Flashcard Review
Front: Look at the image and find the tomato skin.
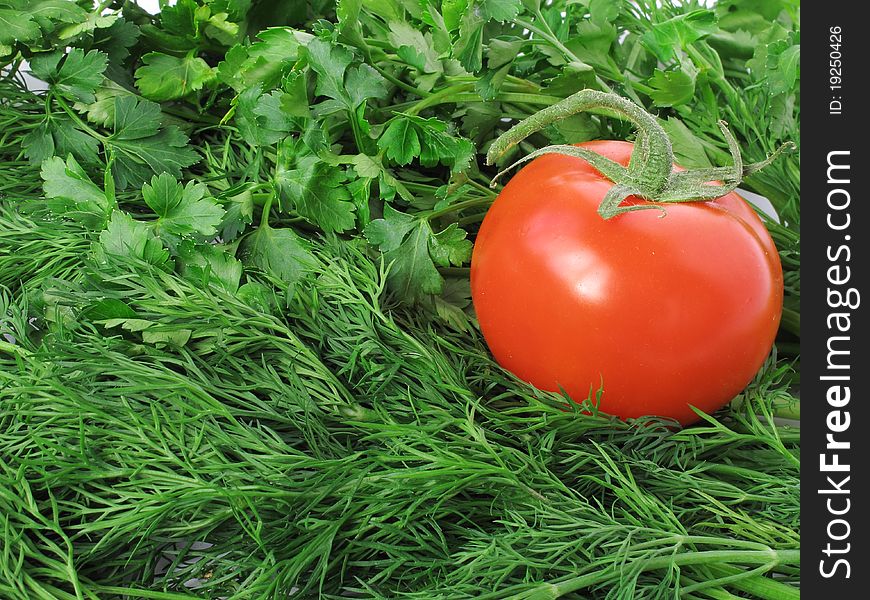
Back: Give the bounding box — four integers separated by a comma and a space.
471, 141, 783, 425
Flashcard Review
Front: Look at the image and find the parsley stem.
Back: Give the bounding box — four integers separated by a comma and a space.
160, 105, 222, 125
427, 195, 493, 221
372, 64, 429, 98
259, 191, 274, 228
52, 94, 106, 141
404, 83, 474, 115
405, 91, 562, 115
514, 17, 580, 67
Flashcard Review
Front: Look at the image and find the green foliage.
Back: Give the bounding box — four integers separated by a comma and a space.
134, 51, 215, 101
278, 164, 356, 233
106, 96, 200, 188
0, 0, 800, 597
641, 10, 718, 62
28, 47, 107, 102
141, 173, 224, 237
94, 209, 172, 269
240, 223, 317, 283
365, 204, 472, 302
378, 113, 475, 172
40, 154, 113, 227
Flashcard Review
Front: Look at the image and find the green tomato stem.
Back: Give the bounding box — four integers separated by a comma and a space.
486, 90, 794, 219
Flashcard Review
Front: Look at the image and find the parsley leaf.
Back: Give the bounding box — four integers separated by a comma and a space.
142, 173, 225, 238
369, 219, 443, 302
22, 117, 100, 166
40, 155, 113, 228
57, 11, 116, 40
0, 0, 88, 52
388, 21, 441, 74
93, 210, 172, 270
365, 205, 471, 303
176, 240, 243, 293
429, 223, 472, 267
29, 48, 108, 103
480, 0, 522, 22
276, 154, 356, 234
220, 189, 254, 242
641, 10, 718, 63
240, 223, 317, 284
377, 118, 421, 166
134, 52, 216, 101
0, 9, 40, 49
306, 37, 387, 113
90, 16, 139, 66
378, 114, 474, 172
106, 96, 199, 189
659, 117, 715, 169
234, 85, 295, 146
218, 27, 303, 92
72, 80, 134, 127
648, 67, 697, 107
433, 277, 473, 332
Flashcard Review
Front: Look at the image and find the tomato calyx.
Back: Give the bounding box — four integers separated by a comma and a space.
486, 90, 795, 219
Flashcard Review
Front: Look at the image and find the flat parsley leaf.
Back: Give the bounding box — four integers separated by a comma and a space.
220, 189, 254, 242
57, 11, 117, 40
306, 37, 387, 112
365, 205, 471, 303
29, 48, 108, 103
73, 79, 134, 127
134, 52, 216, 101
91, 18, 140, 66
218, 26, 302, 92
451, 0, 522, 72
22, 117, 100, 166
0, 9, 40, 48
648, 68, 696, 107
40, 154, 114, 227
658, 117, 715, 169
378, 113, 474, 172
93, 210, 172, 270
234, 85, 295, 146
377, 118, 421, 166
0, 0, 88, 52
429, 222, 472, 267
480, 0, 522, 22
276, 154, 356, 234
749, 37, 800, 96
106, 96, 200, 189
142, 172, 225, 237
388, 21, 441, 74
176, 240, 243, 293
641, 10, 718, 63
240, 224, 317, 284
433, 277, 473, 332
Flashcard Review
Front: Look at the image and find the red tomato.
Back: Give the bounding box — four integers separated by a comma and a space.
471, 141, 783, 425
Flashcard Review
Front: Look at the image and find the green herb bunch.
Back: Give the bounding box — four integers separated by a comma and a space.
1, 0, 799, 598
